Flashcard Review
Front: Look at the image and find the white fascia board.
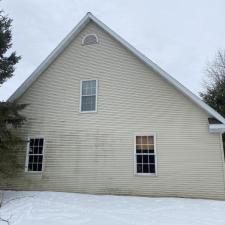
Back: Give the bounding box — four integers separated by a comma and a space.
209, 124, 225, 133
8, 12, 225, 126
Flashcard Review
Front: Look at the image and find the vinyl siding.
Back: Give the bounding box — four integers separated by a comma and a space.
2, 21, 225, 199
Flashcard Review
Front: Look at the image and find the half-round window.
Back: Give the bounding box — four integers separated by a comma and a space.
82, 34, 98, 45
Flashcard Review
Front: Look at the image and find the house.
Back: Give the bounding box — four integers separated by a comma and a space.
4, 13, 225, 199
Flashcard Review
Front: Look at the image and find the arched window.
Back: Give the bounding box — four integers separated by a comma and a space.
82, 34, 98, 45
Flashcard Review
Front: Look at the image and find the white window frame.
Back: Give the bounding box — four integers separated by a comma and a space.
134, 133, 157, 176
25, 136, 45, 173
79, 79, 98, 113
81, 34, 99, 45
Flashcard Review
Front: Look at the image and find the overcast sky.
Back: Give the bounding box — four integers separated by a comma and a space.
1, 0, 225, 100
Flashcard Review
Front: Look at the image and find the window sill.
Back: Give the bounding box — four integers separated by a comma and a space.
25, 170, 43, 174
134, 173, 157, 177
80, 110, 97, 114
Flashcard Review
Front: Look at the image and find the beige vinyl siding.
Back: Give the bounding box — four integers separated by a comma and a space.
2, 21, 225, 199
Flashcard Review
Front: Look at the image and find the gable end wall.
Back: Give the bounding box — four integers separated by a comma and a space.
3, 21, 225, 199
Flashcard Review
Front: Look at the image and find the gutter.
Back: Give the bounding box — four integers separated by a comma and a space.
209, 124, 225, 133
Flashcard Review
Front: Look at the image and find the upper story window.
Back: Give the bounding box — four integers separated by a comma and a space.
135, 134, 156, 175
80, 80, 98, 113
82, 34, 98, 45
26, 137, 44, 172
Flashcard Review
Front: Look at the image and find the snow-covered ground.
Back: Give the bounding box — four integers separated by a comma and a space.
0, 191, 225, 225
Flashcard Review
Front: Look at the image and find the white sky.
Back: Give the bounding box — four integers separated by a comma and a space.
1, 0, 225, 100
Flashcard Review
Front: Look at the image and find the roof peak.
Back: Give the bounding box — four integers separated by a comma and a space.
8, 13, 225, 127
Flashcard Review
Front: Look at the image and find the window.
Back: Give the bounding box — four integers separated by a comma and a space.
135, 135, 156, 175
82, 34, 98, 45
26, 138, 44, 172
80, 80, 97, 112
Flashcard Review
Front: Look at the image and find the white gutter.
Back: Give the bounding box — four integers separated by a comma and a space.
209, 124, 225, 133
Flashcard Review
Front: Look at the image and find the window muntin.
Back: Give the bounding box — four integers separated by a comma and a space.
80, 80, 97, 112
135, 135, 156, 174
26, 138, 44, 172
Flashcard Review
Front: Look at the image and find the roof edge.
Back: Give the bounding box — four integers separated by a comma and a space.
8, 13, 91, 102
8, 12, 225, 125
88, 13, 225, 125
209, 124, 225, 133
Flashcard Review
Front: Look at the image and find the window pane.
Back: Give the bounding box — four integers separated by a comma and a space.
136, 136, 141, 145
30, 139, 34, 146
82, 81, 88, 89
29, 146, 34, 154
136, 155, 142, 163
148, 149, 154, 154
34, 147, 39, 154
90, 80, 96, 88
147, 136, 154, 145
28, 163, 32, 171
82, 87, 87, 95
148, 155, 155, 163
141, 145, 148, 150
142, 136, 147, 145
148, 145, 154, 151
34, 139, 39, 146
33, 164, 37, 171
143, 155, 148, 163
81, 96, 96, 111
142, 145, 148, 153
136, 144, 141, 152
33, 155, 39, 163
37, 164, 42, 171
137, 164, 142, 173
87, 87, 92, 96
90, 87, 96, 95
82, 81, 89, 95
38, 146, 43, 154
38, 155, 43, 163
29, 155, 34, 164
39, 138, 44, 147
143, 164, 149, 173
82, 80, 96, 96
149, 164, 155, 173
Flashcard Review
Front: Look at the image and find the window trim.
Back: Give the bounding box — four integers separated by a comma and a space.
81, 33, 99, 45
79, 79, 98, 113
133, 133, 157, 176
25, 136, 45, 173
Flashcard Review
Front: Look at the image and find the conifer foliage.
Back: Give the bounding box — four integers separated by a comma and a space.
0, 10, 26, 178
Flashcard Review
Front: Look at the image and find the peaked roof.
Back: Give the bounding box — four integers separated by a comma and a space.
8, 12, 225, 126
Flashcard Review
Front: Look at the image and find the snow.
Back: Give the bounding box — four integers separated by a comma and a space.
0, 191, 225, 225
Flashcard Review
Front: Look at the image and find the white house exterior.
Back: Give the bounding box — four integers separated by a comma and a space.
3, 13, 225, 199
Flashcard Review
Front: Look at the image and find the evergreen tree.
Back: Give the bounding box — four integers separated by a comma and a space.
200, 50, 225, 151
0, 10, 26, 178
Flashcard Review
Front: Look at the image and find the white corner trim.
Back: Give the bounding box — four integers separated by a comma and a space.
8, 12, 225, 125
209, 124, 225, 133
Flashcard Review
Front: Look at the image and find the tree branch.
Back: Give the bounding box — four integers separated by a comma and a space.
0, 216, 10, 225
